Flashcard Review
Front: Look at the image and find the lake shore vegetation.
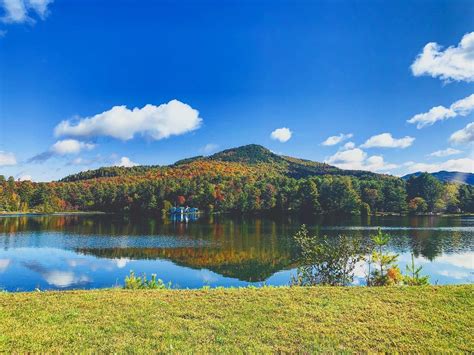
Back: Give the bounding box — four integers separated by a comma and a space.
0, 146, 473, 216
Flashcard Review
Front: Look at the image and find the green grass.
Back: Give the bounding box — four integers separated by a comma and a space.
0, 286, 472, 352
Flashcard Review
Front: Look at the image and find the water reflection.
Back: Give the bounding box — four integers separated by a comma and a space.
23, 260, 91, 288
0, 214, 472, 291
0, 259, 11, 272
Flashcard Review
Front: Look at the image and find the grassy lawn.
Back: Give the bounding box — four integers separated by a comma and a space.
0, 286, 472, 352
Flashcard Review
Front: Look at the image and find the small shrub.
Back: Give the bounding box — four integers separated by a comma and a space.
369, 228, 401, 286
124, 271, 172, 290
403, 254, 430, 286
291, 225, 364, 286
386, 266, 403, 285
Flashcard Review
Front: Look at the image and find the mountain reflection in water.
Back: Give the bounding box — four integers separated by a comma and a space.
0, 214, 472, 290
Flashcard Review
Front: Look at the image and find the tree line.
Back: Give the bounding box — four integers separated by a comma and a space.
0, 169, 473, 215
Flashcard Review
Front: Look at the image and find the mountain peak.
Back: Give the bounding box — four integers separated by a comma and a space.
61, 143, 383, 182
209, 144, 283, 164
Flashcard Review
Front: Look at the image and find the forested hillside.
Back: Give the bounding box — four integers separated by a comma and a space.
1, 145, 473, 215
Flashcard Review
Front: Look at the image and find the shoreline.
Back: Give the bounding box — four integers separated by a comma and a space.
0, 211, 108, 216
1, 282, 472, 294
1, 210, 472, 217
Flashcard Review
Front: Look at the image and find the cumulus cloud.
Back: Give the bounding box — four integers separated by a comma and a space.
438, 270, 470, 280
342, 141, 355, 150
23, 261, 90, 288
408, 94, 474, 129
0, 151, 16, 166
18, 174, 32, 181
27, 0, 52, 17
0, 259, 11, 273
43, 270, 90, 288
363, 156, 398, 172
28, 139, 95, 163
361, 133, 414, 149
270, 127, 292, 143
325, 147, 398, 172
200, 143, 219, 155
114, 156, 138, 168
51, 139, 95, 155
450, 122, 474, 145
1, 0, 53, 24
327, 148, 365, 166
429, 148, 462, 158
321, 133, 353, 146
113, 258, 130, 269
411, 32, 474, 82
403, 158, 474, 174
435, 252, 474, 269
54, 99, 202, 141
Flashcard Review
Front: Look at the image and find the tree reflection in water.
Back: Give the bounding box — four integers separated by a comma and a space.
0, 214, 472, 283
291, 225, 364, 286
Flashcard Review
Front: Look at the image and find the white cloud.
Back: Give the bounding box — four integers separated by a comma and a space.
199, 269, 218, 284
114, 258, 130, 269
452, 94, 474, 115
27, 0, 52, 18
327, 147, 366, 166
270, 127, 292, 143
450, 122, 474, 145
408, 94, 474, 129
438, 270, 470, 280
408, 106, 456, 129
54, 99, 202, 141
0, 151, 16, 166
342, 141, 355, 150
29, 139, 95, 163
1, 0, 53, 24
114, 156, 138, 168
325, 147, 397, 172
200, 143, 219, 155
18, 174, 32, 181
429, 148, 462, 158
51, 139, 95, 155
411, 32, 474, 82
403, 158, 474, 174
44, 271, 74, 287
0, 259, 11, 273
2, 0, 26, 23
321, 133, 353, 146
364, 156, 398, 171
70, 157, 87, 165
436, 252, 474, 270
43, 270, 90, 288
361, 133, 414, 149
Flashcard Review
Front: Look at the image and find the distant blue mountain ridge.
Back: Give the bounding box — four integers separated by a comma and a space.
402, 171, 474, 185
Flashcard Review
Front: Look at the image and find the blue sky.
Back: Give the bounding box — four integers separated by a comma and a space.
0, 0, 473, 181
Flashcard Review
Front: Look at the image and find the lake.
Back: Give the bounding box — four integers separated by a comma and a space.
0, 214, 472, 291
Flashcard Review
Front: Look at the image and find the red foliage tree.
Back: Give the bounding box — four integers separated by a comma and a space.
177, 195, 186, 206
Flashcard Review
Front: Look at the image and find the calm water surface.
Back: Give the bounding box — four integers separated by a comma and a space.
0, 214, 472, 291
